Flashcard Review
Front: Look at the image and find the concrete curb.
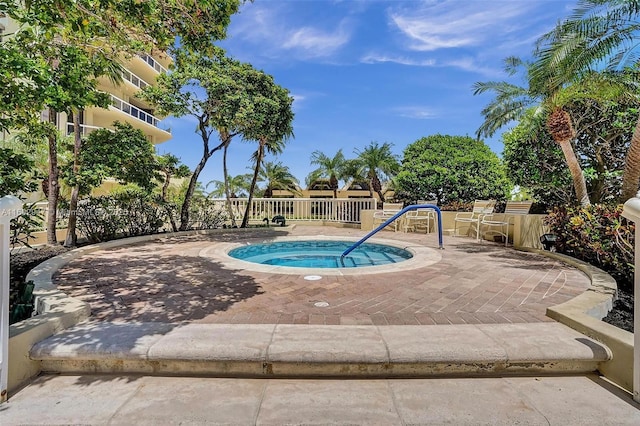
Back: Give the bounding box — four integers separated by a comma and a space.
30, 322, 609, 378
520, 247, 634, 392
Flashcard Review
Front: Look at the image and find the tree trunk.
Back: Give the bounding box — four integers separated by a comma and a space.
160, 170, 178, 232
242, 142, 264, 228
222, 135, 237, 227
620, 114, 640, 201
330, 174, 338, 199
179, 156, 208, 231
558, 139, 591, 207
46, 108, 59, 245
64, 111, 82, 247
547, 108, 590, 207
371, 172, 385, 204
161, 170, 170, 202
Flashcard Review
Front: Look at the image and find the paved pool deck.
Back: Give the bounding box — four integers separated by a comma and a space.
51, 225, 592, 325
6, 225, 638, 424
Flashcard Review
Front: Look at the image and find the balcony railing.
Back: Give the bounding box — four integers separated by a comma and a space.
121, 68, 150, 91
110, 95, 169, 133
138, 54, 168, 74
65, 123, 106, 137
208, 198, 377, 224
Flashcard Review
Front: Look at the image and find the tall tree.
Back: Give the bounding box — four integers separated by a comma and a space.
308, 149, 346, 199
532, 0, 640, 201
353, 141, 399, 203
156, 154, 192, 203
155, 153, 191, 232
475, 57, 591, 207
395, 135, 511, 205
1, 0, 241, 243
240, 75, 295, 228
206, 174, 252, 198
259, 161, 300, 198
142, 52, 294, 230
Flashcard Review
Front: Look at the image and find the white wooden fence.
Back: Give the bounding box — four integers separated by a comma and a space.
210, 198, 376, 224
28, 197, 377, 232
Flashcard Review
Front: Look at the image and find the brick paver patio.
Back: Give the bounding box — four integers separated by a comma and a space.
53, 225, 591, 325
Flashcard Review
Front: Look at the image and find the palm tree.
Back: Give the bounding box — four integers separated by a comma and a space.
206, 174, 251, 198
259, 161, 300, 198
532, 0, 640, 202
474, 57, 591, 207
308, 149, 346, 198
353, 141, 399, 203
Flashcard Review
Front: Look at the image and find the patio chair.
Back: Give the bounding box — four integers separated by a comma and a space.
480, 200, 533, 246
453, 199, 496, 240
403, 200, 437, 233
373, 202, 403, 231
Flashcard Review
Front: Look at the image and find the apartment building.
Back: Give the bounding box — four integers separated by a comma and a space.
59, 53, 172, 145
1, 13, 172, 147
2, 14, 173, 199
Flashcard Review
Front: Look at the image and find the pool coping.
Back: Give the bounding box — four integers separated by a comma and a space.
201, 234, 442, 276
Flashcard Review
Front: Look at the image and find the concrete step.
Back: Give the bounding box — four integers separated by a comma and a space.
5, 374, 640, 425
30, 322, 611, 378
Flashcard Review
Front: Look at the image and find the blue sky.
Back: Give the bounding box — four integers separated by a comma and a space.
157, 0, 576, 190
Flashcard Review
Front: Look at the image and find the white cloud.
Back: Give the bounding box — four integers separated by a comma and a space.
360, 53, 501, 77
227, 3, 351, 60
393, 106, 438, 119
291, 93, 306, 110
389, 1, 540, 52
282, 26, 350, 58
441, 57, 503, 78
361, 53, 436, 66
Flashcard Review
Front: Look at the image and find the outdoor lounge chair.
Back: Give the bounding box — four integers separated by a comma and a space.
373, 202, 403, 231
480, 200, 533, 246
403, 200, 437, 233
453, 199, 496, 239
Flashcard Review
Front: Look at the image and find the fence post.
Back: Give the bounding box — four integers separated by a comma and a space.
622, 194, 640, 403
0, 195, 22, 403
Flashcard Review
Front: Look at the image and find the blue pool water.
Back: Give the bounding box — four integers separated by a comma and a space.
228, 240, 413, 268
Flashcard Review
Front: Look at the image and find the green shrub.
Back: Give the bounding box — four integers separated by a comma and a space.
10, 202, 44, 249
76, 189, 169, 242
545, 204, 634, 292
185, 198, 227, 230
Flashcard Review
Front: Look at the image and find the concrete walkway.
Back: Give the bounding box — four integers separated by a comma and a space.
3, 374, 640, 425
8, 321, 636, 424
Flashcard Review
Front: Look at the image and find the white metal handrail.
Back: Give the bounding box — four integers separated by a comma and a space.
109, 94, 164, 130
121, 68, 151, 91
65, 123, 105, 137
138, 54, 168, 74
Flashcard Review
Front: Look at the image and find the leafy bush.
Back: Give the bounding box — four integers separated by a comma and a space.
10, 202, 44, 249
545, 204, 634, 292
185, 197, 227, 230
75, 189, 227, 241
76, 189, 169, 242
